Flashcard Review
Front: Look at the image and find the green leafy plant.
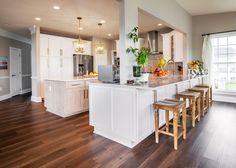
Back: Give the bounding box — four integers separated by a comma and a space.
126, 27, 150, 69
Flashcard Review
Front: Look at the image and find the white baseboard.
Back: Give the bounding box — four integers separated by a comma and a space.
0, 94, 12, 101
213, 93, 236, 103
20, 88, 31, 95
31, 96, 42, 103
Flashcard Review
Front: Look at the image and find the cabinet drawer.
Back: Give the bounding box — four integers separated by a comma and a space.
66, 81, 85, 88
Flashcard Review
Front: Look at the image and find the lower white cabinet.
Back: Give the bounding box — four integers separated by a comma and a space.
44, 79, 94, 117
89, 85, 155, 147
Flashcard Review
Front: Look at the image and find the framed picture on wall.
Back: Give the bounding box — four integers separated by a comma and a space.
0, 56, 8, 70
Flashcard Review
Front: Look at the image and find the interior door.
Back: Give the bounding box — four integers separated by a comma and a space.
10, 47, 22, 96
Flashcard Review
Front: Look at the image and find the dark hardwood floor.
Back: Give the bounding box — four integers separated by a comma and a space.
1, 94, 236, 168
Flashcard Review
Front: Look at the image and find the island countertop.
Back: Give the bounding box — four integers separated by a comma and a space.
89, 75, 208, 90
44, 76, 98, 82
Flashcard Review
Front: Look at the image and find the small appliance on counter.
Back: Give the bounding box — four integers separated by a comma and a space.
98, 65, 120, 83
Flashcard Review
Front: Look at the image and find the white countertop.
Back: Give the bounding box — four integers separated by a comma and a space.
45, 76, 98, 82
89, 75, 208, 90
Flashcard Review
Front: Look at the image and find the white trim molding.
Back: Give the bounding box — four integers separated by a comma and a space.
213, 90, 236, 103
0, 28, 31, 44
20, 88, 31, 95
0, 94, 12, 101
0, 76, 10, 79
31, 96, 42, 103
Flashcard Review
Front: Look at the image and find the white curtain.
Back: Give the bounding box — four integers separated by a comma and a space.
202, 35, 213, 84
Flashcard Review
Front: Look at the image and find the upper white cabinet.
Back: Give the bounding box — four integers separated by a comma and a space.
162, 30, 184, 62
40, 34, 49, 56
39, 34, 92, 97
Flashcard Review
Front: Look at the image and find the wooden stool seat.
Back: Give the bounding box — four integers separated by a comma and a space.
176, 91, 201, 127
153, 99, 186, 150
189, 87, 210, 116
153, 99, 185, 111
196, 84, 213, 106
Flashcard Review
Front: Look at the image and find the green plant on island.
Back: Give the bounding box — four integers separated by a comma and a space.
126, 27, 150, 69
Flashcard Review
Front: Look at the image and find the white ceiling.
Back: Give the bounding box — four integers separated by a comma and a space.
176, 0, 236, 16
0, 0, 166, 40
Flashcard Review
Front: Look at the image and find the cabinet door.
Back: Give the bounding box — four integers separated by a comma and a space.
66, 88, 85, 113
62, 38, 74, 57
40, 34, 49, 56
61, 57, 73, 78
112, 88, 137, 141
174, 32, 184, 62
89, 86, 111, 128
48, 57, 61, 79
49, 35, 61, 57
162, 34, 171, 61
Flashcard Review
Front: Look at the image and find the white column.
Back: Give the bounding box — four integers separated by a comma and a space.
119, 0, 138, 84
29, 26, 42, 102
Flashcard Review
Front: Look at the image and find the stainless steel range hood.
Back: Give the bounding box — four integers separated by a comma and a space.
147, 31, 163, 55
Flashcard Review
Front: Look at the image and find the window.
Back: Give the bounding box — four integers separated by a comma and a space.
211, 33, 236, 91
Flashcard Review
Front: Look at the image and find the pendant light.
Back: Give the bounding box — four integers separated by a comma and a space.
96, 23, 105, 54
73, 17, 86, 53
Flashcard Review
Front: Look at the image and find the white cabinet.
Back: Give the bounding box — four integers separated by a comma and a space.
40, 34, 92, 98
40, 34, 49, 56
44, 79, 95, 117
162, 30, 184, 62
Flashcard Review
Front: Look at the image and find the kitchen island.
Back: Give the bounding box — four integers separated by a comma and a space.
89, 75, 208, 148
44, 77, 97, 117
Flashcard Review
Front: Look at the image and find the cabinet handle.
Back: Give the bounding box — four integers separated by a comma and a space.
71, 84, 80, 86
87, 90, 89, 99
47, 48, 49, 56
84, 90, 85, 99
60, 59, 63, 68
60, 49, 63, 56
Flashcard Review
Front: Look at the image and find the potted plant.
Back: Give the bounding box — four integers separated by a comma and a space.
126, 27, 150, 81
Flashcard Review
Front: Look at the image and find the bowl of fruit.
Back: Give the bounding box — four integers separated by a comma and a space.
152, 57, 169, 77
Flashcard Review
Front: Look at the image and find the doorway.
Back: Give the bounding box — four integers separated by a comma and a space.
10, 47, 22, 97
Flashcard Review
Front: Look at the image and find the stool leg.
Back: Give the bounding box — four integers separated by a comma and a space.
201, 95, 205, 117
173, 112, 178, 150
191, 98, 196, 127
155, 109, 159, 143
210, 87, 213, 106
197, 97, 201, 122
165, 110, 169, 132
206, 91, 209, 112
182, 107, 187, 140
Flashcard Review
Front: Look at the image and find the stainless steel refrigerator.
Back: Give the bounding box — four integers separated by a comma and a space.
73, 54, 93, 76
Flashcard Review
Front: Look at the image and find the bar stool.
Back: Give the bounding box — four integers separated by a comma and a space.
189, 87, 209, 116
153, 99, 186, 150
176, 91, 201, 127
196, 84, 213, 106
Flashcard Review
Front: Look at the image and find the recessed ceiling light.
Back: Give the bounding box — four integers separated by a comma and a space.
79, 27, 83, 30
158, 23, 163, 26
108, 34, 112, 37
100, 20, 106, 24
53, 5, 61, 10
35, 17, 41, 21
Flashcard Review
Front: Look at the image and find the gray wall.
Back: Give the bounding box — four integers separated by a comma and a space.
0, 35, 31, 96
192, 12, 236, 59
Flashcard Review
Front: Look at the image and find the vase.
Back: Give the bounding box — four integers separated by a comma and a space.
141, 73, 150, 82
133, 66, 141, 77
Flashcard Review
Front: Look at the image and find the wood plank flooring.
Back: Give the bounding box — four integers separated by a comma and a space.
0, 94, 236, 168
